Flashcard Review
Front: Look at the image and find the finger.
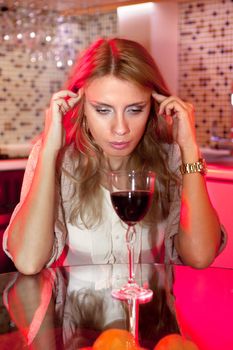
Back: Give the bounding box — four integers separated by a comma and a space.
66, 94, 81, 109
54, 89, 82, 108
53, 95, 80, 113
158, 97, 188, 116
53, 98, 67, 107
152, 91, 167, 103
53, 90, 78, 99
152, 93, 186, 116
164, 102, 181, 116
59, 105, 68, 114
51, 99, 69, 116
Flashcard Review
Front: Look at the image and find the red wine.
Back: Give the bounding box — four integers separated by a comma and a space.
111, 190, 152, 225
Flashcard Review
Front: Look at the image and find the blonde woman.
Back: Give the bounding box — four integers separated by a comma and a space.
3, 38, 226, 274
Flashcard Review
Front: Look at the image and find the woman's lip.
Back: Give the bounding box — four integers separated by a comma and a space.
109, 142, 130, 150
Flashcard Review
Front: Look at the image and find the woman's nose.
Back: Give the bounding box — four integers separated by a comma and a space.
112, 115, 130, 136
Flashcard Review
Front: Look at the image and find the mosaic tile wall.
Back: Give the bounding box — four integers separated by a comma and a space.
178, 0, 233, 146
0, 11, 117, 145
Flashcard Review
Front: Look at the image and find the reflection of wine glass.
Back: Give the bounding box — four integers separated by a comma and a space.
109, 170, 155, 302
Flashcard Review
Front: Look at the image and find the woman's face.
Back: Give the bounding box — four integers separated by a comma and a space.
84, 75, 151, 164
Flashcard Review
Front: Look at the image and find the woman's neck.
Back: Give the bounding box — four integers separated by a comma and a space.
105, 155, 130, 171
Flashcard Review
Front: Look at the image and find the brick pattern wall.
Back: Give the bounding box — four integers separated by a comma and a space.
178, 0, 233, 146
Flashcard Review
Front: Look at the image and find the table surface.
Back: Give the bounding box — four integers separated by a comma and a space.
0, 263, 232, 350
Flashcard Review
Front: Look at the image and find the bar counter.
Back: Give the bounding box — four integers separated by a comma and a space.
0, 263, 232, 349
205, 164, 233, 269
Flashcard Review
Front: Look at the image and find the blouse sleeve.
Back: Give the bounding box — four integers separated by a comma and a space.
163, 143, 227, 264
2, 139, 67, 267
163, 143, 183, 264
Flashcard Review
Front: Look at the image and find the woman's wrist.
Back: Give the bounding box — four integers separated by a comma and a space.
180, 143, 201, 163
39, 143, 60, 164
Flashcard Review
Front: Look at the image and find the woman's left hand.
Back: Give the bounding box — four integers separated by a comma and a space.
152, 92, 197, 154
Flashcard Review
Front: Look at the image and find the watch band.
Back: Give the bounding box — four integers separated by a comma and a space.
179, 158, 207, 175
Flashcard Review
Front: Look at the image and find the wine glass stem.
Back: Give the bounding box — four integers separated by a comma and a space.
126, 225, 136, 284
127, 297, 139, 342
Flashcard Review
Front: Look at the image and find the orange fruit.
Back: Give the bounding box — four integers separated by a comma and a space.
154, 334, 199, 350
93, 329, 141, 350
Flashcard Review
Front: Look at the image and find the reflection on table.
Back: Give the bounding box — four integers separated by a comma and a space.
0, 263, 232, 349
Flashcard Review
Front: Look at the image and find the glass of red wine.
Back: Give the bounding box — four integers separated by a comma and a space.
108, 170, 155, 302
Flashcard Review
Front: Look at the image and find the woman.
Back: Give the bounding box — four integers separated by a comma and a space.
3, 38, 225, 274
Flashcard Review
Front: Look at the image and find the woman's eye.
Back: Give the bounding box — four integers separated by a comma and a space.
128, 107, 143, 114
96, 107, 112, 114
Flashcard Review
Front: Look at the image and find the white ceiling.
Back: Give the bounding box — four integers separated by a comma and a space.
1, 0, 160, 12
55, 0, 146, 11
39, 0, 158, 11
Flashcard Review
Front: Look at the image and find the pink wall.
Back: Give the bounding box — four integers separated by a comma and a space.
150, 2, 178, 95
117, 2, 178, 94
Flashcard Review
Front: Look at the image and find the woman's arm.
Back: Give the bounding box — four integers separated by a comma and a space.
7, 90, 80, 274
5, 270, 56, 348
176, 144, 221, 268
153, 93, 221, 268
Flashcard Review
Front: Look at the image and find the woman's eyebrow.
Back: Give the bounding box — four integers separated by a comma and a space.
90, 100, 148, 107
90, 101, 112, 107
126, 101, 148, 107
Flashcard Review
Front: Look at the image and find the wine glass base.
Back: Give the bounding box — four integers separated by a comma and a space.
111, 284, 153, 303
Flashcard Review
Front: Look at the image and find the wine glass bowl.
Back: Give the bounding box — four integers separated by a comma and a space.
110, 187, 153, 226
108, 170, 155, 302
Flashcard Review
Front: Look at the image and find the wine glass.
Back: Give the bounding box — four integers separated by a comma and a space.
108, 170, 155, 302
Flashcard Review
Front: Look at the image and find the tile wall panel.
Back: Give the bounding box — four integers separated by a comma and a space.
178, 0, 233, 146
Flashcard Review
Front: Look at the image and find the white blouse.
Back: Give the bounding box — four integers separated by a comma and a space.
62, 184, 166, 266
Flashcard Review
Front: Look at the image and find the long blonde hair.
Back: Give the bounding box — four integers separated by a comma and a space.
58, 38, 178, 228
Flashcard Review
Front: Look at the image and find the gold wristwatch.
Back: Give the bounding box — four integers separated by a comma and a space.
179, 158, 207, 175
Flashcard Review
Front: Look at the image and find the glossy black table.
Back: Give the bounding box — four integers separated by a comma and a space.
0, 263, 232, 349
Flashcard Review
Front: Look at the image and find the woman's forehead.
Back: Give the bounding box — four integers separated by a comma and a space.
84, 75, 152, 100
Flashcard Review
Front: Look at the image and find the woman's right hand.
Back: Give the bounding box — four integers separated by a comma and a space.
42, 90, 81, 153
